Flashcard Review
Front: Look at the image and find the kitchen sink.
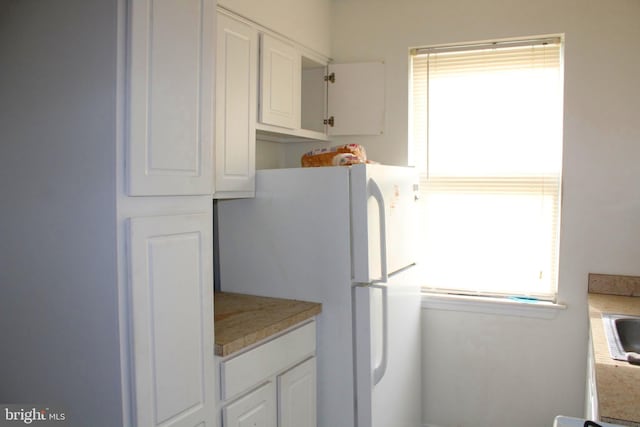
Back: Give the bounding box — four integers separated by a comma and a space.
616, 318, 640, 353
602, 313, 640, 364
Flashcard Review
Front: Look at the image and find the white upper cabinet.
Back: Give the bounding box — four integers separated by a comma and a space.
128, 0, 215, 196
215, 12, 257, 198
256, 47, 329, 141
300, 60, 387, 137
259, 34, 301, 130
257, 44, 386, 140
215, 8, 385, 148
326, 62, 385, 136
260, 58, 386, 140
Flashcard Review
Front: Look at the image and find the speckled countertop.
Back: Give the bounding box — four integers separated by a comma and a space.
588, 274, 640, 424
214, 292, 322, 357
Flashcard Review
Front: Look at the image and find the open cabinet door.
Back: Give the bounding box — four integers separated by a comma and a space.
327, 62, 385, 136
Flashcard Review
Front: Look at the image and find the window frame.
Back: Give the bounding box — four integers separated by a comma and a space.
409, 36, 565, 302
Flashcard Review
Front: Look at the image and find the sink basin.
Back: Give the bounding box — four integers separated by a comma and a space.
616, 318, 640, 353
602, 313, 640, 362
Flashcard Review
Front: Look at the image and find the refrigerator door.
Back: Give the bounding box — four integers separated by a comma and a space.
350, 164, 419, 283
353, 267, 422, 427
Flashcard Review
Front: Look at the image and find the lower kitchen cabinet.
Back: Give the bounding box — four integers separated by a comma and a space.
278, 357, 316, 427
217, 321, 317, 427
223, 382, 277, 427
128, 212, 215, 426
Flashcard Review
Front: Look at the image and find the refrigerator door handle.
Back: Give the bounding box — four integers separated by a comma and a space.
368, 178, 388, 283
370, 283, 388, 386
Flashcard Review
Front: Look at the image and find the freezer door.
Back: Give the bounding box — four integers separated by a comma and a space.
350, 164, 419, 283
353, 269, 422, 427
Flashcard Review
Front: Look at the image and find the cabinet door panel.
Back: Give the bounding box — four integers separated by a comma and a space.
259, 34, 301, 130
278, 358, 317, 427
129, 212, 214, 426
301, 63, 327, 133
128, 0, 215, 196
328, 62, 385, 136
223, 382, 276, 427
215, 13, 257, 198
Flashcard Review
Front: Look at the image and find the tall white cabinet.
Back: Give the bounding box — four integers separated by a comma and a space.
128, 213, 215, 427
0, 0, 216, 426
128, 0, 215, 196
125, 0, 216, 426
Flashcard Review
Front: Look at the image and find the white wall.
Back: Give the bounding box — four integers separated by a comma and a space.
312, 1, 640, 426
217, 0, 331, 57
0, 1, 124, 425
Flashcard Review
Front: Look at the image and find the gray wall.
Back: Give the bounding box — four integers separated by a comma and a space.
0, 1, 123, 425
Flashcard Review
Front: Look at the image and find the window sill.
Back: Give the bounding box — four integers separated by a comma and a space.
421, 292, 567, 319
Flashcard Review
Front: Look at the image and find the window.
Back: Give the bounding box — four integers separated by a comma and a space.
409, 37, 564, 300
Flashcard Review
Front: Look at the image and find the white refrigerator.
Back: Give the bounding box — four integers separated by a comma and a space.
215, 164, 422, 427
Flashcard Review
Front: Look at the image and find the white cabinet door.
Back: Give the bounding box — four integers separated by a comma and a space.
128, 212, 215, 427
301, 58, 328, 134
278, 358, 317, 427
259, 34, 301, 130
327, 62, 385, 136
215, 12, 257, 198
223, 382, 277, 427
128, 0, 215, 196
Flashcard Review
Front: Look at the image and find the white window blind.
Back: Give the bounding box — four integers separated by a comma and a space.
410, 38, 564, 299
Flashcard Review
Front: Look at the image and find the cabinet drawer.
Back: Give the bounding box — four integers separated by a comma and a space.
220, 321, 315, 400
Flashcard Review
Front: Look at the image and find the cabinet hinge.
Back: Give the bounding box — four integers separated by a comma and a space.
323, 116, 335, 127
324, 72, 335, 83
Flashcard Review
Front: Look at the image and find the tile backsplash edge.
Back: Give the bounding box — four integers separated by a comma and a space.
588, 273, 640, 297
